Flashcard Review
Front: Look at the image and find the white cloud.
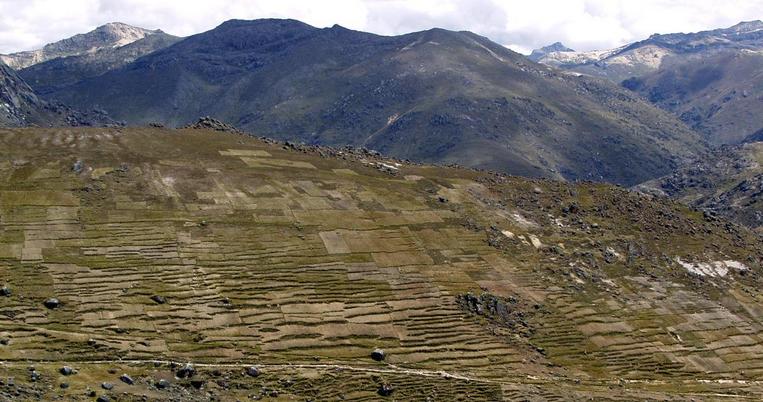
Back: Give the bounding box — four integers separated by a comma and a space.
0, 0, 761, 54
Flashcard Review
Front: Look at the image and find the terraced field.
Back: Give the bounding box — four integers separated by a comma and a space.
1, 127, 762, 400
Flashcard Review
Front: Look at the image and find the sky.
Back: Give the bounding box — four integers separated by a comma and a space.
0, 0, 761, 54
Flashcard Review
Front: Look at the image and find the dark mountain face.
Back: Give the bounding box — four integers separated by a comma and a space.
37, 19, 705, 186
0, 62, 114, 127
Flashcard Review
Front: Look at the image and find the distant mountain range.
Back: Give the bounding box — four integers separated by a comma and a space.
531, 21, 763, 145
12, 19, 706, 186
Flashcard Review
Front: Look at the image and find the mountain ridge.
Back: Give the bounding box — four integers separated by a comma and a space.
30, 18, 707, 186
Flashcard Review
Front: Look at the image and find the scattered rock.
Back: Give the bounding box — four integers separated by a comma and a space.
44, 298, 61, 309
119, 374, 134, 385
156, 379, 170, 390
59, 382, 69, 389
96, 396, 111, 402
377, 383, 394, 396
59, 366, 74, 376
101, 382, 114, 390
150, 295, 167, 304
185, 117, 241, 133
245, 366, 260, 377
29, 371, 41, 382
0, 285, 10, 297
371, 348, 386, 362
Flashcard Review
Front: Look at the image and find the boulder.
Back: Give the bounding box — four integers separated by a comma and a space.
44, 298, 61, 309
377, 383, 394, 396
246, 366, 260, 377
371, 348, 386, 361
119, 374, 134, 385
176, 363, 195, 379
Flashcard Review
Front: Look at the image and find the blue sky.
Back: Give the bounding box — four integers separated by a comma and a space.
1, 0, 761, 54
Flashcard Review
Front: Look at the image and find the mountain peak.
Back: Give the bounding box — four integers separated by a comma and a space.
0, 21, 160, 69
528, 42, 574, 61
726, 20, 763, 34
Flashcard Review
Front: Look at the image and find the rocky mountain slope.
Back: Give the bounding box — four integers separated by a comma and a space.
533, 21, 763, 144
0, 22, 166, 70
637, 141, 763, 233
0, 61, 113, 127
0, 126, 761, 400
32, 19, 706, 186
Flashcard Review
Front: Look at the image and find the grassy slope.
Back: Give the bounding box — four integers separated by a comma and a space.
0, 127, 761, 400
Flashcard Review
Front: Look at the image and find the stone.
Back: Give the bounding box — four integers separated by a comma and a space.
371, 348, 385, 361
44, 298, 61, 309
119, 374, 134, 385
96, 396, 111, 402
60, 382, 69, 389
30, 371, 41, 382
0, 285, 10, 297
59, 366, 74, 376
156, 379, 170, 390
101, 382, 114, 390
150, 295, 167, 304
0, 339, 8, 346
245, 366, 260, 377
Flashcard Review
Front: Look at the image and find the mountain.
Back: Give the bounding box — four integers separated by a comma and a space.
0, 61, 113, 127
534, 21, 763, 83
623, 49, 763, 144
636, 141, 763, 233
527, 41, 574, 61
0, 22, 166, 70
34, 19, 706, 186
0, 126, 762, 400
19, 31, 181, 94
